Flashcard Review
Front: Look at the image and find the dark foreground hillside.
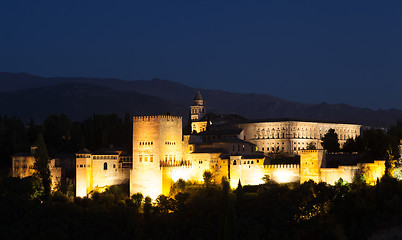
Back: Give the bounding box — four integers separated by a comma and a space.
1, 176, 401, 240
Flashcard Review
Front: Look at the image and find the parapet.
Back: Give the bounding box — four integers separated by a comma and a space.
300, 150, 320, 154
133, 115, 182, 122
264, 164, 299, 169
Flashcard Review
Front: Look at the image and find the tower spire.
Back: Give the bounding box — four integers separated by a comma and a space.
194, 90, 203, 101
190, 90, 206, 121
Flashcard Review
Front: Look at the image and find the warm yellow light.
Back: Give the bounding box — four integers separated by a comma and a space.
273, 170, 294, 183
170, 168, 190, 182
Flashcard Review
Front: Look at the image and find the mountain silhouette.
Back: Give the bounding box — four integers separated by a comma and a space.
0, 71, 401, 127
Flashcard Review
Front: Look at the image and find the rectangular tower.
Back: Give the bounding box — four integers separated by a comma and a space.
300, 150, 324, 183
130, 115, 182, 200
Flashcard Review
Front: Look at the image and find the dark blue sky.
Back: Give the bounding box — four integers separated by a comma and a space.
1, 0, 401, 110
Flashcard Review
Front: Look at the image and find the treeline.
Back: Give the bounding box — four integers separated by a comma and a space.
0, 113, 132, 169
1, 176, 401, 239
319, 122, 402, 162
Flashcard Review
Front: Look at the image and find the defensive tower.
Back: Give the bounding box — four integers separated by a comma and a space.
130, 115, 183, 199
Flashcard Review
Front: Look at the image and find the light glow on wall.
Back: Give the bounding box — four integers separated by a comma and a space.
273, 170, 295, 183
169, 168, 191, 182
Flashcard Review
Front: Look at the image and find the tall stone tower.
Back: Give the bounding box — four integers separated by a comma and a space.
75, 149, 93, 197
190, 90, 206, 121
130, 115, 183, 199
300, 150, 324, 184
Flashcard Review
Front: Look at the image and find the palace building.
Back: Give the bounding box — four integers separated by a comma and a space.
75, 91, 385, 199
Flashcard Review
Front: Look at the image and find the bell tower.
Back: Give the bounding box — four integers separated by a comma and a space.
190, 90, 206, 121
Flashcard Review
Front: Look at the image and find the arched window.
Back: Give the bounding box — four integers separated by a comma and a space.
104, 162, 107, 170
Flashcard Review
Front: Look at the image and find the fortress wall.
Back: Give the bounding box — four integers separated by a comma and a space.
161, 166, 195, 195
360, 161, 386, 185
229, 157, 265, 188
264, 164, 300, 184
212, 157, 229, 185
300, 150, 385, 186
320, 166, 359, 185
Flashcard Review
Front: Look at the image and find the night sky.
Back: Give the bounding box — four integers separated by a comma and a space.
1, 0, 401, 110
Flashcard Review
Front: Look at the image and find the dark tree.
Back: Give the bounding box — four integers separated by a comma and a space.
385, 149, 397, 178
0, 116, 28, 168
306, 142, 316, 150
43, 114, 73, 154
33, 134, 51, 200
130, 192, 143, 213
183, 110, 192, 135
143, 196, 152, 219
235, 179, 244, 203
361, 128, 388, 160
203, 170, 213, 188
342, 138, 356, 153
321, 129, 340, 153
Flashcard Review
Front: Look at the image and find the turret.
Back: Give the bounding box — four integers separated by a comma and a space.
191, 90, 206, 121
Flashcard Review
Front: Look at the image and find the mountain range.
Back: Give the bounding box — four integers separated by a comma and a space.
0, 71, 400, 128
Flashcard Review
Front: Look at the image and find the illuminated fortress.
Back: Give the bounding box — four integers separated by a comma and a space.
75, 91, 385, 199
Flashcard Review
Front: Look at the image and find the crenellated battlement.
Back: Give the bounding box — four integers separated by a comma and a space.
133, 115, 182, 122
161, 164, 193, 170
264, 164, 299, 169
300, 150, 319, 153
160, 160, 192, 168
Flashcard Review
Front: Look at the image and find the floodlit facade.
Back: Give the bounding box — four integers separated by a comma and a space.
75, 148, 132, 197
75, 91, 386, 199
238, 120, 361, 155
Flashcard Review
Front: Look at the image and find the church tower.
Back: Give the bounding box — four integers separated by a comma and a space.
191, 90, 206, 121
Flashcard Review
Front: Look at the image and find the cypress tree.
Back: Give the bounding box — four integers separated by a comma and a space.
34, 134, 51, 201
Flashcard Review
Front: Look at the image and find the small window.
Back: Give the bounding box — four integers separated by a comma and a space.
150, 155, 153, 162
113, 164, 116, 168
104, 162, 107, 170
233, 160, 237, 165
80, 165, 83, 168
